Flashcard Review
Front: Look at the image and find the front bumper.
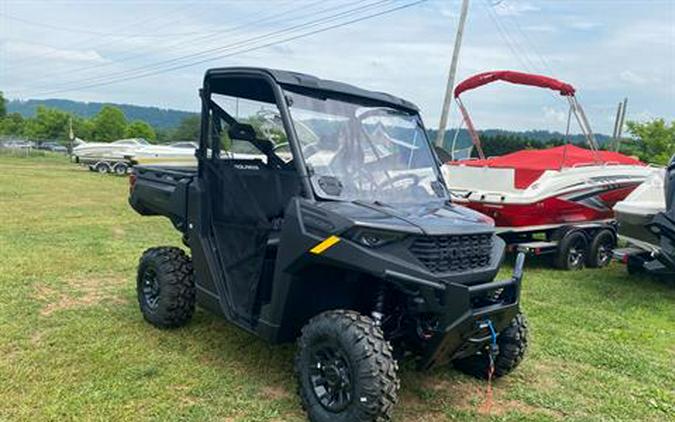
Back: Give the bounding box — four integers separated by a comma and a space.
414, 253, 525, 369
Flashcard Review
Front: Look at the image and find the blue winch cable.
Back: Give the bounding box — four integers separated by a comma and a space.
485, 319, 497, 346
479, 318, 498, 412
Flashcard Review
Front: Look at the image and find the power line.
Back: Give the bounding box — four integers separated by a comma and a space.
5, 1, 211, 69
8, 0, 326, 85
25, 0, 427, 97
499, 4, 555, 74
16, 0, 391, 96
482, 0, 561, 102
0, 9, 215, 38
482, 0, 538, 72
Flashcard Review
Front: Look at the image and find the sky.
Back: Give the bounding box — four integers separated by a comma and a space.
0, 0, 673, 134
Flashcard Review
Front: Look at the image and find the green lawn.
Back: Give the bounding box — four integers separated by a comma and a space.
0, 153, 673, 421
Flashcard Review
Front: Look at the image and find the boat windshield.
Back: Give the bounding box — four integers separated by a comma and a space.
285, 88, 448, 204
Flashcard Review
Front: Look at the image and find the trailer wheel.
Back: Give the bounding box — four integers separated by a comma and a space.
137, 247, 195, 329
453, 313, 528, 379
113, 162, 129, 176
94, 162, 111, 174
554, 231, 587, 270
295, 310, 399, 422
586, 229, 615, 268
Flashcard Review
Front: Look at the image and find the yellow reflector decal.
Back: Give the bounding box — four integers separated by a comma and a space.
309, 235, 341, 254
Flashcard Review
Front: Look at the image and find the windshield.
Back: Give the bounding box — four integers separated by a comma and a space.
285, 89, 447, 204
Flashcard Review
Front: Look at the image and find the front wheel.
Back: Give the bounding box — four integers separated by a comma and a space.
94, 161, 111, 174
453, 313, 528, 379
137, 247, 195, 328
295, 310, 399, 422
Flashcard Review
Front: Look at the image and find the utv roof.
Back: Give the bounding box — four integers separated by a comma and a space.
204, 67, 419, 113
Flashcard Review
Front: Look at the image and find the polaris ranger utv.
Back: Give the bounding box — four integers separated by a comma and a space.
129, 67, 528, 422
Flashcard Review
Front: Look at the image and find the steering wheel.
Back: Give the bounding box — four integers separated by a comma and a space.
377, 173, 420, 191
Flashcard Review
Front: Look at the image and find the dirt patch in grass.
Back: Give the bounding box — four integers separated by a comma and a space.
29, 331, 43, 346
398, 375, 477, 421
259, 384, 292, 401
480, 395, 552, 417
34, 275, 128, 316
399, 373, 563, 420
112, 227, 126, 239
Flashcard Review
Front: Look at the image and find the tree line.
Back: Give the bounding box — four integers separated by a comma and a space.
472, 121, 673, 165
0, 94, 157, 143
1, 92, 671, 164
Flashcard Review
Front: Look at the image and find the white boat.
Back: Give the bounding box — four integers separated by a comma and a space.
72, 138, 150, 165
442, 70, 654, 233
614, 168, 666, 251
128, 142, 198, 167
613, 157, 675, 274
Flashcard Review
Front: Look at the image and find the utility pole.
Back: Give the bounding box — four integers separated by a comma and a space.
617, 97, 628, 139
435, 0, 470, 148
68, 116, 74, 154
612, 101, 622, 140
612, 97, 628, 151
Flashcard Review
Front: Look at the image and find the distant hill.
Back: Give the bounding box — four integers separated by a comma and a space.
428, 128, 612, 150
7, 99, 197, 129
7, 98, 613, 143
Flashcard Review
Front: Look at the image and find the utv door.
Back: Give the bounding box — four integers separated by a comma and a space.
198, 74, 301, 327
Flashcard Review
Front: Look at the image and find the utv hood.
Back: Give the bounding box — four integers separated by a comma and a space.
321, 201, 495, 236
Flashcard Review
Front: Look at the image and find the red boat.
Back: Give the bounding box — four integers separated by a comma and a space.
442, 71, 656, 269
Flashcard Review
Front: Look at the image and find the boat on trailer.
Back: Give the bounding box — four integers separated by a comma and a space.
613, 169, 666, 251
127, 142, 199, 167
442, 70, 655, 270
613, 157, 675, 275
72, 138, 150, 175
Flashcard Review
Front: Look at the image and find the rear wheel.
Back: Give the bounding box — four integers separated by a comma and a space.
586, 229, 615, 268
453, 313, 528, 379
113, 162, 129, 176
295, 310, 399, 422
137, 247, 195, 328
554, 231, 587, 270
94, 162, 110, 174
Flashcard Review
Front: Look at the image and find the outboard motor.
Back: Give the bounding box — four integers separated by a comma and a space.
647, 154, 675, 270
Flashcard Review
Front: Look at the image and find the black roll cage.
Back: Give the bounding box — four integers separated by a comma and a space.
197, 67, 445, 202
198, 70, 315, 199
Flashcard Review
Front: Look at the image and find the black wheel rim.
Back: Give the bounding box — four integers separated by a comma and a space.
308, 342, 353, 412
98, 165, 107, 174
568, 240, 585, 268
597, 241, 612, 266
141, 268, 161, 310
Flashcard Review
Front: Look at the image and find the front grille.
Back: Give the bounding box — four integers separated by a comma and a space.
410, 233, 493, 273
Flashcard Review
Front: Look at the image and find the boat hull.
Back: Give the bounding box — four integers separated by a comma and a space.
613, 168, 666, 249
615, 209, 660, 248
456, 182, 642, 231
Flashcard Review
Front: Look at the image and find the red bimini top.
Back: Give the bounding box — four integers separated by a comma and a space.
451, 145, 644, 189
454, 70, 576, 98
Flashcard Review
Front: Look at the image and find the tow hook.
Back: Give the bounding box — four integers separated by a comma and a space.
479, 319, 499, 359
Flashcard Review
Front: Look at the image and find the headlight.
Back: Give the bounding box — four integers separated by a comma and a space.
350, 229, 407, 248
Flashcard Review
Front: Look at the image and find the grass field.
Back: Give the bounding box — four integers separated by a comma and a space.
0, 153, 673, 421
